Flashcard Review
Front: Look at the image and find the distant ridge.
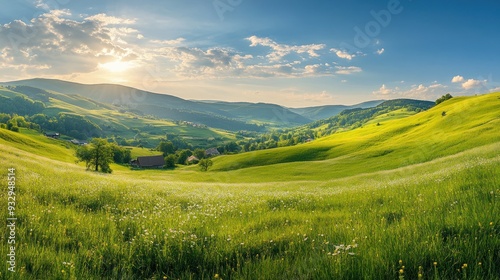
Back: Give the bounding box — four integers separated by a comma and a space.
0, 78, 421, 129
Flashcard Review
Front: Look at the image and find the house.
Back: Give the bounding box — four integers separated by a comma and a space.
44, 132, 60, 139
70, 139, 88, 145
187, 155, 199, 164
205, 147, 220, 157
130, 155, 165, 169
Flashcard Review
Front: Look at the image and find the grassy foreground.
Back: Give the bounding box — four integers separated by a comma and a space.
0, 92, 499, 279
0, 137, 499, 279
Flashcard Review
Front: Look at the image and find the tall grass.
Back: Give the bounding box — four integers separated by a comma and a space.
0, 140, 499, 279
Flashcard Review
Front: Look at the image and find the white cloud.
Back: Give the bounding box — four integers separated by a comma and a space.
330, 48, 356, 60
150, 38, 185, 45
0, 10, 139, 76
84, 14, 136, 25
247, 35, 325, 62
451, 75, 464, 83
373, 84, 394, 95
335, 66, 362, 75
461, 78, 485, 90
376, 48, 385, 55
373, 83, 447, 99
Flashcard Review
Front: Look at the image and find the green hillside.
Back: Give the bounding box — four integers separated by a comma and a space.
0, 93, 499, 279
1, 79, 309, 129
0, 85, 237, 149
0, 92, 499, 279
210, 93, 500, 180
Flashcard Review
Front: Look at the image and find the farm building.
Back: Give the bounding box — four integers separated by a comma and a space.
131, 155, 165, 168
187, 155, 199, 164
44, 132, 60, 139
205, 147, 220, 157
70, 139, 88, 145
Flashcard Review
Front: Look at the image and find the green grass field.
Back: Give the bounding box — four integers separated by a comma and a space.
0, 92, 499, 279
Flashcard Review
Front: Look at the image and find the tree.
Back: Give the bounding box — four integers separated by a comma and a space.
157, 141, 175, 156
436, 93, 453, 105
111, 144, 132, 164
164, 154, 177, 169
176, 149, 193, 165
76, 138, 114, 173
199, 159, 213, 172
193, 148, 206, 159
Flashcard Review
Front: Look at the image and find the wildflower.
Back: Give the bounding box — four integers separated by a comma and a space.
433, 262, 437, 267
214, 273, 220, 279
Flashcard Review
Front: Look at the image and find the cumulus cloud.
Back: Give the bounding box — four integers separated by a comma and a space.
0, 10, 139, 76
373, 83, 447, 99
372, 84, 394, 95
84, 14, 137, 25
461, 78, 485, 90
330, 48, 356, 60
0, 12, 360, 81
451, 75, 464, 83
247, 35, 325, 62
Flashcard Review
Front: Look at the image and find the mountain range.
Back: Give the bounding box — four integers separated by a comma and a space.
1, 78, 386, 130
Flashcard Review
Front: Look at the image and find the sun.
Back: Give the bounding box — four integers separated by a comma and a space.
99, 60, 135, 73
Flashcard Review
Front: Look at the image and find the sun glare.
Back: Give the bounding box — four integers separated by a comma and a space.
99, 60, 135, 73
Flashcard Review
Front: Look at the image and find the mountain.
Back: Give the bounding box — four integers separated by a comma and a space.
288, 100, 385, 121
194, 100, 312, 126
1, 79, 386, 130
0, 84, 240, 148
1, 79, 265, 131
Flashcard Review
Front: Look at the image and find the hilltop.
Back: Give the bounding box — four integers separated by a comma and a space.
209, 92, 500, 181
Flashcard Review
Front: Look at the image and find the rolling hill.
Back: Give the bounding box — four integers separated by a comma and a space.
288, 100, 385, 121
0, 91, 498, 279
1, 78, 388, 129
208, 92, 500, 181
0, 84, 239, 148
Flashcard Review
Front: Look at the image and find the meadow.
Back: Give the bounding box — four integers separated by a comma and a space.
0, 93, 499, 279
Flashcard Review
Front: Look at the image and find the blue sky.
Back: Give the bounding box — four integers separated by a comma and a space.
1, 0, 499, 107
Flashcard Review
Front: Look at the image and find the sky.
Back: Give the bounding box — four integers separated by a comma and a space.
1, 0, 499, 107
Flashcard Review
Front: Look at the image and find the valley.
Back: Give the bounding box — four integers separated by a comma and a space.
0, 80, 499, 279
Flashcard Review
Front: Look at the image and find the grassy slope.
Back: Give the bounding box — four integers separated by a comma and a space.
208, 93, 500, 182
0, 120, 499, 279
25, 89, 236, 147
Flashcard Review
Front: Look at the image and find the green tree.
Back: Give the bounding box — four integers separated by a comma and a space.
176, 149, 192, 165
199, 159, 213, 172
111, 144, 132, 164
193, 148, 206, 159
164, 154, 177, 169
157, 141, 175, 156
436, 93, 453, 105
0, 113, 11, 124
76, 138, 114, 173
